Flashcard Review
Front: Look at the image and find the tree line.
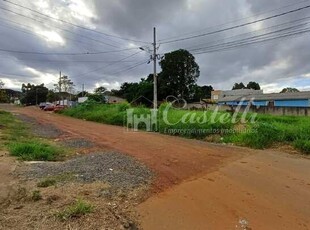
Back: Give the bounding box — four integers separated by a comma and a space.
0, 49, 302, 106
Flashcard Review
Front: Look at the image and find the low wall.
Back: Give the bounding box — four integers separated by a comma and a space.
250, 106, 310, 116
231, 106, 310, 116
189, 104, 310, 116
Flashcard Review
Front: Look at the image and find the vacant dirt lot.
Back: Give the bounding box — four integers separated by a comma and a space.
1, 105, 310, 229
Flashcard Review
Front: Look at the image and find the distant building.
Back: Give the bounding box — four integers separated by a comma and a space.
218, 91, 310, 108
78, 97, 88, 103
211, 89, 263, 102
105, 96, 126, 104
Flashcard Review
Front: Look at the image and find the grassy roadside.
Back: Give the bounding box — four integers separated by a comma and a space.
0, 110, 65, 161
61, 102, 310, 154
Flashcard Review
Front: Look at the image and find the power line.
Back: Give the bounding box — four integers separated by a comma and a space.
2, 0, 150, 44
191, 27, 310, 55
184, 16, 310, 51
0, 47, 140, 56
188, 19, 310, 53
0, 6, 123, 48
108, 60, 147, 75
0, 55, 140, 64
160, 4, 310, 44
159, 0, 310, 42
0, 72, 39, 78
74, 50, 144, 78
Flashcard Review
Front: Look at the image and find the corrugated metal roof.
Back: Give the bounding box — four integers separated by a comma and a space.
218, 91, 310, 102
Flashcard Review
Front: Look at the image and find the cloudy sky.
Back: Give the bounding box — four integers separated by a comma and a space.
0, 0, 310, 93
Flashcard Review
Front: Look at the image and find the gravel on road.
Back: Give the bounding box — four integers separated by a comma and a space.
15, 114, 63, 139
60, 138, 94, 148
20, 152, 154, 190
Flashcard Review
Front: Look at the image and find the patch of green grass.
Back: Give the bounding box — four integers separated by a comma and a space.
56, 199, 94, 220
294, 139, 310, 154
52, 172, 76, 182
31, 190, 42, 201
0, 110, 68, 162
37, 173, 75, 188
61, 101, 131, 126
8, 141, 64, 161
158, 105, 234, 139
238, 123, 281, 149
37, 178, 57, 188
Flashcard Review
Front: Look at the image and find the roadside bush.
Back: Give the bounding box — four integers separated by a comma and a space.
31, 190, 42, 201
294, 139, 310, 154
61, 103, 131, 125
37, 178, 57, 188
57, 199, 94, 220
239, 122, 280, 149
158, 105, 233, 139
8, 141, 64, 161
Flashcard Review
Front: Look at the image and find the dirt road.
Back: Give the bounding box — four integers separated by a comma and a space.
2, 105, 310, 229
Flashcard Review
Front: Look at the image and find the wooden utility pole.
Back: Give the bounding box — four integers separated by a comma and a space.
153, 27, 157, 110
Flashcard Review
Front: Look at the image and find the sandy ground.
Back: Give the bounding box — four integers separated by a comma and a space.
138, 152, 310, 230
0, 152, 16, 202
1, 105, 310, 229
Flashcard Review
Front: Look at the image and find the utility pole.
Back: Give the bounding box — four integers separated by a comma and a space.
35, 88, 38, 106
59, 71, 62, 105
82, 84, 85, 97
153, 27, 157, 110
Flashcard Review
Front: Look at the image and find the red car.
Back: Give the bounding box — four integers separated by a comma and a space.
54, 105, 67, 112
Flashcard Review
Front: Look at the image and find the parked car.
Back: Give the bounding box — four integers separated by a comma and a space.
43, 104, 55, 111
39, 102, 46, 109
54, 105, 67, 113
39, 102, 52, 110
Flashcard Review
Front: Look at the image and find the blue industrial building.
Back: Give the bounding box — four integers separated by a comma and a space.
218, 91, 310, 108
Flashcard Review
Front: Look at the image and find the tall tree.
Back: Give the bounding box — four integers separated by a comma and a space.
280, 87, 300, 93
20, 84, 48, 105
46, 90, 60, 103
232, 82, 246, 90
192, 85, 214, 102
54, 75, 74, 103
247, 81, 261, 90
159, 49, 200, 100
94, 86, 107, 94
0, 80, 9, 103
54, 75, 74, 94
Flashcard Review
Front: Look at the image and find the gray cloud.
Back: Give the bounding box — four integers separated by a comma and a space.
0, 0, 309, 94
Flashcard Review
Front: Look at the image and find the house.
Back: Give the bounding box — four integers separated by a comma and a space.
218, 91, 310, 108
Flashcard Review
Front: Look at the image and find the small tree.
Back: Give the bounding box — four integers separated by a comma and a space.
192, 85, 214, 102
54, 75, 75, 104
247, 81, 261, 90
0, 80, 9, 103
94, 86, 107, 95
280, 87, 300, 93
232, 82, 246, 90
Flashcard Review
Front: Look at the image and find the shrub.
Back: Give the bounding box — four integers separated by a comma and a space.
57, 199, 94, 220
294, 139, 310, 154
240, 122, 280, 149
32, 190, 42, 201
37, 179, 57, 188
8, 141, 63, 161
